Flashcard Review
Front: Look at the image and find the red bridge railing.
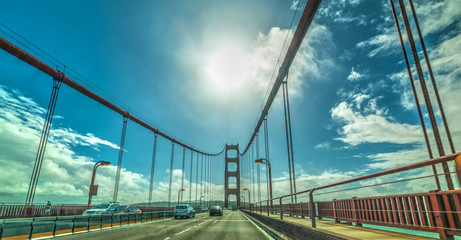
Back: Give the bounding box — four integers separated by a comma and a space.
245, 152, 461, 240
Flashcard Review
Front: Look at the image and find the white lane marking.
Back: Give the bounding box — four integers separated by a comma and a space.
212, 220, 218, 224
197, 219, 209, 226
175, 227, 191, 236
164, 237, 170, 240
215, 220, 249, 221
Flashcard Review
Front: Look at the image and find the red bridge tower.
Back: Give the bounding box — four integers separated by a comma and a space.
224, 144, 240, 208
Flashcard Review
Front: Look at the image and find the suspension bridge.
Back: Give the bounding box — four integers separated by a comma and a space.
0, 0, 460, 239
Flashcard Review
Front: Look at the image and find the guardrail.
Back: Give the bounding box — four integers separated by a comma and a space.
0, 211, 174, 239
0, 204, 174, 218
245, 153, 461, 240
247, 190, 461, 238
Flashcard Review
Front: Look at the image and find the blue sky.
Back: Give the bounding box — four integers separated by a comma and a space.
0, 0, 460, 205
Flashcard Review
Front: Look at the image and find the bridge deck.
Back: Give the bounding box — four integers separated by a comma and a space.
253, 212, 436, 239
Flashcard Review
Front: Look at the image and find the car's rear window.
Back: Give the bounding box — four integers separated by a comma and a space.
175, 206, 187, 209
211, 206, 219, 209
108, 205, 126, 211
94, 204, 110, 209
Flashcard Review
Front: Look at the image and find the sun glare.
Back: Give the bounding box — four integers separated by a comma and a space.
206, 46, 250, 92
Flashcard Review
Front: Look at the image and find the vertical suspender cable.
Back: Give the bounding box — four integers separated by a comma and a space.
195, 153, 199, 206
285, 77, 297, 202
283, 80, 294, 203
264, 118, 270, 201
389, 0, 441, 190
25, 74, 63, 208
168, 143, 175, 207
408, 0, 456, 155
189, 151, 193, 205
256, 133, 261, 203
397, 0, 454, 189
251, 144, 255, 202
148, 134, 158, 206
200, 154, 203, 203
181, 147, 185, 202
113, 116, 128, 202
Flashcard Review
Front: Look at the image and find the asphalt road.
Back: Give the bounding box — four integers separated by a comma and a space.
54, 210, 271, 240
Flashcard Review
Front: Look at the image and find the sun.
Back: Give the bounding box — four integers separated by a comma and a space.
206, 46, 250, 92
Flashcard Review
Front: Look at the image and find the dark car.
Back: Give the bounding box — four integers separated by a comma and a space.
231, 206, 237, 211
101, 205, 141, 214
209, 206, 223, 216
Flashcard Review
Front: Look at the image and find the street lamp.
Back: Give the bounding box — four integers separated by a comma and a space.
255, 158, 273, 208
240, 195, 246, 208
199, 195, 205, 207
178, 189, 185, 205
243, 188, 251, 211
88, 161, 110, 207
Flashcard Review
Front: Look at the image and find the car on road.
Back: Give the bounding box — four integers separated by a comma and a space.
82, 202, 120, 215
209, 206, 223, 216
231, 206, 238, 211
174, 204, 195, 219
101, 205, 141, 214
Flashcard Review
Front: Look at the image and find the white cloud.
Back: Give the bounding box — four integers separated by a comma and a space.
357, 0, 461, 58
331, 92, 423, 146
317, 0, 366, 26
356, 32, 399, 58
314, 141, 331, 149
347, 67, 365, 81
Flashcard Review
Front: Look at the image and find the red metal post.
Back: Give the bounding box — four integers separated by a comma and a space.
88, 161, 110, 207
429, 190, 454, 240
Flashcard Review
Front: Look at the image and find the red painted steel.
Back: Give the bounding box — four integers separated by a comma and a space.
224, 144, 240, 208
0, 36, 223, 157
241, 0, 323, 155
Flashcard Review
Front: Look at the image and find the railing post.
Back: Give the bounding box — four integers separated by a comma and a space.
351, 197, 362, 227
0, 219, 4, 239
71, 216, 75, 233
87, 216, 90, 231
300, 202, 303, 218
280, 197, 283, 220
29, 217, 35, 239
456, 155, 461, 188
309, 190, 316, 228
53, 216, 58, 236
332, 199, 339, 223
316, 202, 322, 219
267, 200, 269, 216
429, 190, 454, 240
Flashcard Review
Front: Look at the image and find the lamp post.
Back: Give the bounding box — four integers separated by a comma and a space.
240, 195, 246, 208
243, 188, 251, 211
200, 195, 205, 207
178, 188, 185, 205
88, 161, 110, 207
255, 158, 273, 209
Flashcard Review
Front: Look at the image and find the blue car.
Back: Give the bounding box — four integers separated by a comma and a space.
174, 204, 195, 219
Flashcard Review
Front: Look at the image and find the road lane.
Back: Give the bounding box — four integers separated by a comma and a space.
171, 210, 269, 240
54, 211, 270, 240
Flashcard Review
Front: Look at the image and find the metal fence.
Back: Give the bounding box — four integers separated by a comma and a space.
0, 211, 174, 239
0, 203, 174, 218
244, 153, 461, 240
